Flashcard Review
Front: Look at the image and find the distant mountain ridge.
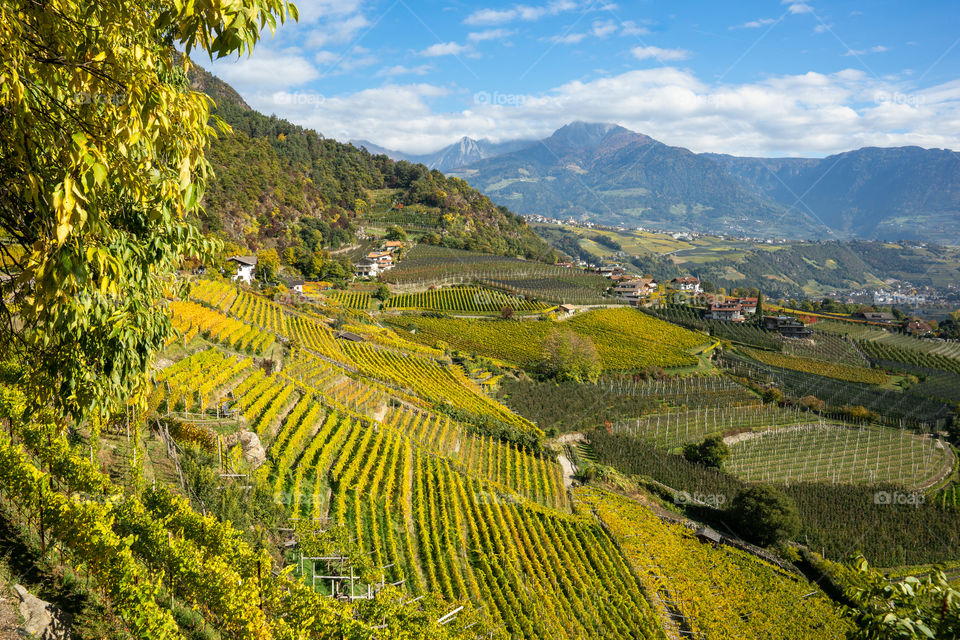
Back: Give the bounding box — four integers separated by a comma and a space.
351, 136, 535, 172
363, 123, 960, 242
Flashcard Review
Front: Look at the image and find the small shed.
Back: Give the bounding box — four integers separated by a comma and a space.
694, 527, 722, 546
336, 331, 365, 343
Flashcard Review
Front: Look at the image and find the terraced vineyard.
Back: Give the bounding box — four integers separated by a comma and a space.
737, 346, 888, 385
815, 319, 960, 360
383, 286, 549, 314
613, 404, 811, 449
783, 331, 870, 367
169, 300, 276, 354
155, 340, 667, 639
500, 374, 759, 433
325, 290, 372, 310
578, 488, 849, 639
384, 245, 613, 304
722, 352, 955, 428
388, 307, 711, 371
858, 340, 960, 374
727, 424, 954, 487
646, 305, 782, 350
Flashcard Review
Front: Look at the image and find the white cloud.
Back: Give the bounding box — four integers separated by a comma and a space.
549, 32, 588, 44
631, 46, 691, 61
619, 20, 650, 36
376, 64, 433, 77
464, 1, 577, 26
843, 45, 890, 56
730, 18, 776, 29
205, 49, 318, 92
591, 20, 618, 38
548, 19, 636, 45
306, 14, 371, 47
419, 42, 473, 57
783, 1, 814, 14
468, 28, 516, 42
228, 66, 960, 157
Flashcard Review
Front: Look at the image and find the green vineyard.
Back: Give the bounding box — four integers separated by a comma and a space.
383, 286, 549, 314
727, 424, 953, 487
388, 307, 712, 371
579, 488, 850, 639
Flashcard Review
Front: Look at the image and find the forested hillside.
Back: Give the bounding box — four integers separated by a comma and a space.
191, 67, 554, 261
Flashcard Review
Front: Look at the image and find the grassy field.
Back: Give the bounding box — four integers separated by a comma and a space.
387, 307, 712, 371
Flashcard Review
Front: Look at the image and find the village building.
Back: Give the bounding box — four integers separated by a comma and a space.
904, 319, 934, 336
705, 302, 744, 322
670, 276, 701, 293
227, 255, 257, 283
614, 278, 657, 304
728, 297, 759, 315
762, 315, 814, 338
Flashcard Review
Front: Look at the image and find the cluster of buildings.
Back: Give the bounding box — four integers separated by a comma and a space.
354, 240, 404, 278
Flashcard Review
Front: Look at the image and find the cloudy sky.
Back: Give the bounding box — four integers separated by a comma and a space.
197, 0, 960, 157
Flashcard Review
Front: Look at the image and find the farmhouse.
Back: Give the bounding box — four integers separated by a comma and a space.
670, 276, 701, 293
705, 302, 744, 322
614, 278, 656, 304
762, 315, 813, 338
367, 251, 394, 270
355, 257, 380, 278
904, 319, 933, 336
598, 265, 625, 278
728, 297, 758, 315
857, 311, 896, 322
384, 240, 404, 252
227, 255, 257, 283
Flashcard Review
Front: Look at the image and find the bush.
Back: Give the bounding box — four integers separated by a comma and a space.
729, 484, 801, 546
682, 435, 730, 469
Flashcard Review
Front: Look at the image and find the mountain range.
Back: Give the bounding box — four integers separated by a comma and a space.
351, 136, 535, 172
364, 123, 960, 243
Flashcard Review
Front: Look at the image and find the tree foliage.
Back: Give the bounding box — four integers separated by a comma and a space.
539, 329, 602, 383
729, 484, 801, 546
683, 435, 730, 469
0, 0, 295, 419
844, 556, 960, 639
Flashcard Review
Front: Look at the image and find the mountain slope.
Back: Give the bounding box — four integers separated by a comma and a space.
452, 122, 802, 237
708, 147, 960, 241
190, 65, 554, 260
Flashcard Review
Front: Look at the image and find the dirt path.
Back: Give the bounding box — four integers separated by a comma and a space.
557, 453, 576, 489
554, 432, 584, 489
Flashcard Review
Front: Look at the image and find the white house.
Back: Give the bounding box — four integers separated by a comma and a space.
670, 276, 701, 293
355, 257, 380, 278
228, 256, 257, 283
705, 302, 744, 322
613, 278, 656, 304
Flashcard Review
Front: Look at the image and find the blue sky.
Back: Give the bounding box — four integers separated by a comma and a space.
198, 0, 960, 156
